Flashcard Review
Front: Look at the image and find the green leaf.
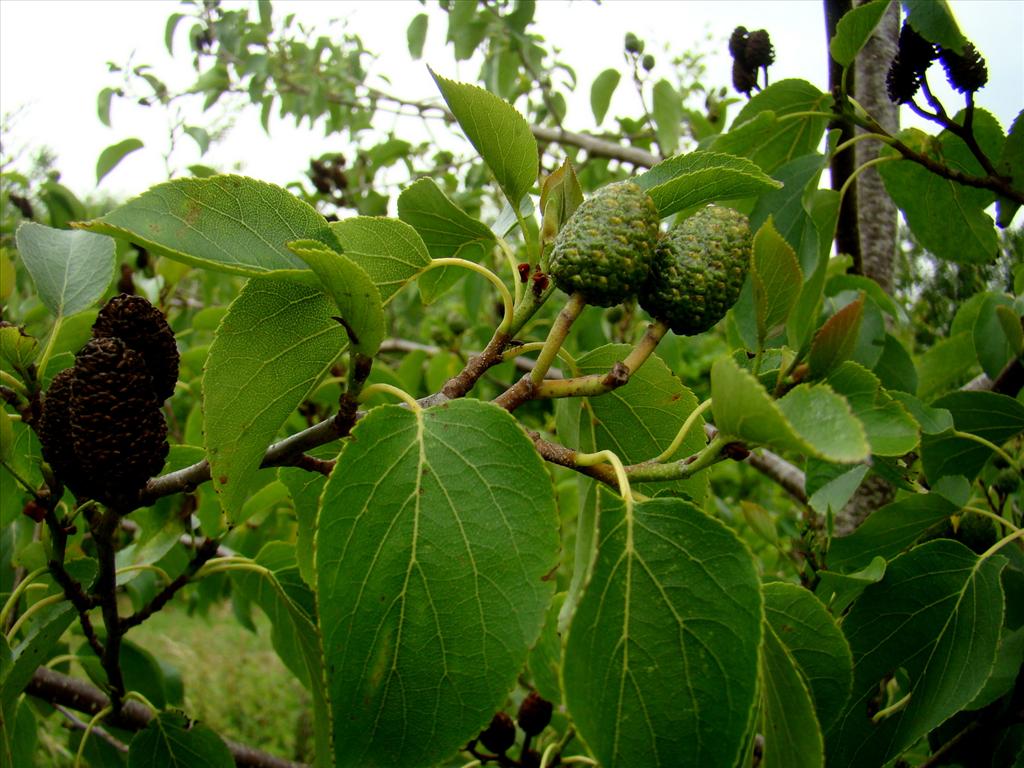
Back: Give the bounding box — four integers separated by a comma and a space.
287, 240, 385, 356
969, 623, 1024, 710
920, 391, 1024, 483
752, 217, 803, 345
974, 293, 1020, 378
873, 333, 918, 394
879, 111, 1005, 264
888, 392, 953, 435
164, 13, 183, 54
528, 592, 566, 705
127, 711, 233, 768
902, 0, 967, 51
329, 216, 431, 303
830, 0, 891, 68
635, 151, 782, 218
827, 362, 919, 456
445, 0, 485, 60
807, 463, 869, 518
97, 87, 116, 127
809, 295, 863, 379
712, 80, 830, 173
396, 178, 495, 302
279, 461, 330, 587
565, 345, 708, 501
78, 175, 339, 277
204, 278, 345, 524
183, 126, 210, 156
825, 540, 1004, 768
0, 410, 12, 465
317, 399, 559, 768
764, 583, 853, 731
230, 543, 332, 766
15, 222, 115, 318
996, 109, 1023, 226
828, 493, 958, 572
915, 331, 976, 400
406, 13, 428, 59
540, 159, 584, 247
652, 79, 682, 156
96, 138, 144, 184
563, 493, 762, 768
749, 153, 827, 270
759, 619, 823, 768
0, 601, 74, 701
711, 357, 869, 463
430, 70, 539, 208
814, 556, 886, 615
590, 68, 621, 125
787, 189, 841, 353
0, 324, 37, 377
776, 384, 870, 463
0, 697, 36, 768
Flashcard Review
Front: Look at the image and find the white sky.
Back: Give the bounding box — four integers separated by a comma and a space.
1, 0, 1021, 201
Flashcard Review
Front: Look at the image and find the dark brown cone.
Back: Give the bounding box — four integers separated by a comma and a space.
886, 55, 921, 104
38, 368, 86, 494
92, 294, 179, 402
70, 337, 168, 509
728, 26, 749, 59
939, 43, 988, 93
897, 23, 938, 75
732, 59, 758, 96
744, 30, 775, 69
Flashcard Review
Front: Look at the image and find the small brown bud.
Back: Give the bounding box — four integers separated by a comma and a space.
516, 691, 553, 737
22, 500, 46, 522
477, 711, 516, 755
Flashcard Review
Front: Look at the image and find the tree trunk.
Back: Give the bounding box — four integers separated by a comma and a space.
829, 0, 901, 535
852, 0, 900, 294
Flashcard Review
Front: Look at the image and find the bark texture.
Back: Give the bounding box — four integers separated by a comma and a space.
852, 0, 900, 294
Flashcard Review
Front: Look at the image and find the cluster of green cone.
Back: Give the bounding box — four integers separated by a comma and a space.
547, 181, 753, 335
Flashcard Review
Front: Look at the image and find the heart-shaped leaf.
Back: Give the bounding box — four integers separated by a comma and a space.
563, 492, 762, 767
15, 222, 115, 319
317, 399, 558, 768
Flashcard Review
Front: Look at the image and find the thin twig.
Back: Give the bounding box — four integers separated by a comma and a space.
27, 667, 306, 768
120, 537, 220, 632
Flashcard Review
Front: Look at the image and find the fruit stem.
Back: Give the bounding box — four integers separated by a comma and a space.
4, 593, 65, 640
34, 313, 65, 386
496, 235, 524, 305
530, 292, 587, 387
979, 528, 1024, 563
653, 399, 713, 463
575, 449, 634, 510
0, 565, 49, 629
951, 430, 1018, 473
73, 705, 112, 768
358, 382, 421, 411
426, 258, 515, 334
0, 369, 27, 396
532, 320, 667, 400
838, 155, 899, 210
963, 506, 1021, 533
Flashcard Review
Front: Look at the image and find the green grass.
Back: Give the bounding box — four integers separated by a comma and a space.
33, 601, 312, 766
131, 602, 312, 760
